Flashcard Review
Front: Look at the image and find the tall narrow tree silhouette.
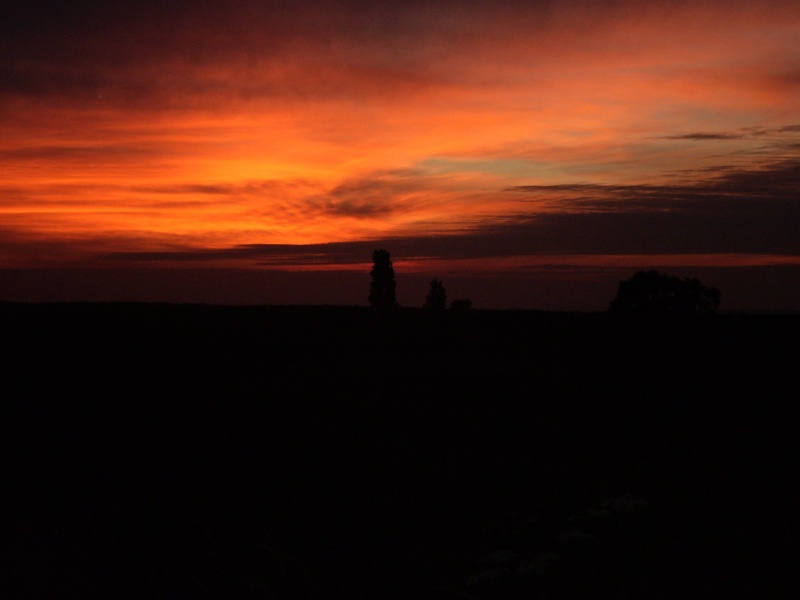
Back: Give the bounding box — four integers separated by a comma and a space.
424, 278, 447, 311
369, 249, 398, 308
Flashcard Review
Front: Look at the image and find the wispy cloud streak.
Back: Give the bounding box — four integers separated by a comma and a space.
64, 160, 795, 272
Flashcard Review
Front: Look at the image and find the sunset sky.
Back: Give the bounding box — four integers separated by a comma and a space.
2, 0, 798, 309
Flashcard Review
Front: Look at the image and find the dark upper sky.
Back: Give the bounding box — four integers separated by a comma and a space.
1, 1, 799, 308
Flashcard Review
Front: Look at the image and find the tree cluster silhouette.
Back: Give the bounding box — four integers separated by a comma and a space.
370, 250, 474, 311
609, 270, 721, 313
369, 254, 724, 315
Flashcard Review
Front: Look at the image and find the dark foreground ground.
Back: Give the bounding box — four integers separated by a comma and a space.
1, 303, 798, 598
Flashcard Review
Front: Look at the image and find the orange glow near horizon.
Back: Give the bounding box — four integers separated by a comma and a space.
1, 1, 799, 275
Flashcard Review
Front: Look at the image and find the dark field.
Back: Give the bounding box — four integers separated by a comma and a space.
2, 303, 797, 598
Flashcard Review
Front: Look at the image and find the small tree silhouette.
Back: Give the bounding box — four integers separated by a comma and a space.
609, 270, 721, 313
450, 298, 472, 312
424, 278, 447, 311
368, 249, 398, 308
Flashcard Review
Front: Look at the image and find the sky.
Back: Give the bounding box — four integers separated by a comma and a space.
1, 0, 799, 309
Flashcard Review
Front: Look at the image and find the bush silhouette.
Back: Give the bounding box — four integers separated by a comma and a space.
450, 299, 472, 312
368, 249, 398, 308
609, 270, 721, 313
424, 278, 447, 311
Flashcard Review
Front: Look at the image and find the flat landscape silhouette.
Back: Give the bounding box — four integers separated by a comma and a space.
2, 302, 797, 598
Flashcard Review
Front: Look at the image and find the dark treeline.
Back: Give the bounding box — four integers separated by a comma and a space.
1, 302, 797, 598
372, 250, 719, 316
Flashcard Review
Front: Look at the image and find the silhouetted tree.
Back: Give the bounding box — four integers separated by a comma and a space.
609, 270, 721, 313
450, 298, 472, 312
424, 278, 447, 310
368, 249, 398, 308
